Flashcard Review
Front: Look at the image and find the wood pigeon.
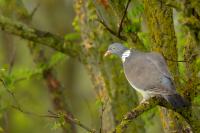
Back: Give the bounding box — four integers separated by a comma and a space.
104, 43, 189, 108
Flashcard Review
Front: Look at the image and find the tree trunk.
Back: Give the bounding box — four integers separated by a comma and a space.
74, 0, 145, 132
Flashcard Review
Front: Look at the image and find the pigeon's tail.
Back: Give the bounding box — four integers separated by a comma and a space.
163, 94, 190, 108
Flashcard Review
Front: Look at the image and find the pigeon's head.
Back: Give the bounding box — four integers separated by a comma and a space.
104, 43, 128, 57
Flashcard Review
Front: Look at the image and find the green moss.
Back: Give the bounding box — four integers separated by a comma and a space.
0, 16, 81, 58
143, 0, 191, 132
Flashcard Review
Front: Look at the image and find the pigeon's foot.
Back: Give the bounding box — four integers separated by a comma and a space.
139, 99, 149, 104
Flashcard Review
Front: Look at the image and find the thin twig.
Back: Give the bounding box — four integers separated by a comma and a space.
98, 19, 117, 36
0, 79, 21, 110
63, 114, 96, 133
8, 45, 16, 74
165, 58, 188, 62
95, 0, 131, 40
94, 0, 119, 39
97, 19, 127, 41
12, 106, 59, 118
13, 106, 97, 133
0, 79, 96, 133
29, 3, 40, 19
118, 0, 131, 36
162, 54, 188, 62
49, 111, 96, 133
99, 98, 109, 133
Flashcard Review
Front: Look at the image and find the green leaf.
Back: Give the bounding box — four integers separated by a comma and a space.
47, 52, 66, 68
52, 121, 62, 130
95, 99, 103, 108
11, 67, 42, 82
193, 95, 200, 105
64, 32, 80, 41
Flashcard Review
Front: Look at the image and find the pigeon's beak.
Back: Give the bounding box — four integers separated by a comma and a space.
104, 50, 111, 57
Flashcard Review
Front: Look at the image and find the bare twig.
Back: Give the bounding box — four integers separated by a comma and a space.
12, 106, 59, 118
97, 19, 127, 41
99, 98, 109, 133
163, 52, 199, 63
29, 3, 40, 19
162, 54, 188, 62
96, 0, 131, 40
8, 45, 16, 74
47, 111, 96, 133
97, 19, 118, 37
94, 1, 123, 40
118, 0, 131, 36
165, 58, 188, 62
95, 9, 127, 41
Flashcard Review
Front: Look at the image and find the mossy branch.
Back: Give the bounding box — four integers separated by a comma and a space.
113, 96, 192, 133
181, 16, 200, 29
0, 15, 81, 58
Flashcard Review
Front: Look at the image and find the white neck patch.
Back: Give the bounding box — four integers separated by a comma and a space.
121, 50, 131, 62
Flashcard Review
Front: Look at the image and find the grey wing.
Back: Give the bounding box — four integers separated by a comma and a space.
124, 52, 176, 95
147, 52, 172, 79
146, 52, 177, 94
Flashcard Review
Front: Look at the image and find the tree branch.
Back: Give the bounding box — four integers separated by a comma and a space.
12, 106, 96, 133
97, 18, 127, 41
117, 0, 131, 36
113, 97, 161, 133
0, 78, 96, 133
0, 15, 81, 58
113, 96, 192, 133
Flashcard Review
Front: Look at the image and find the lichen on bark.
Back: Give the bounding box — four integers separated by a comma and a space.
143, 0, 191, 132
